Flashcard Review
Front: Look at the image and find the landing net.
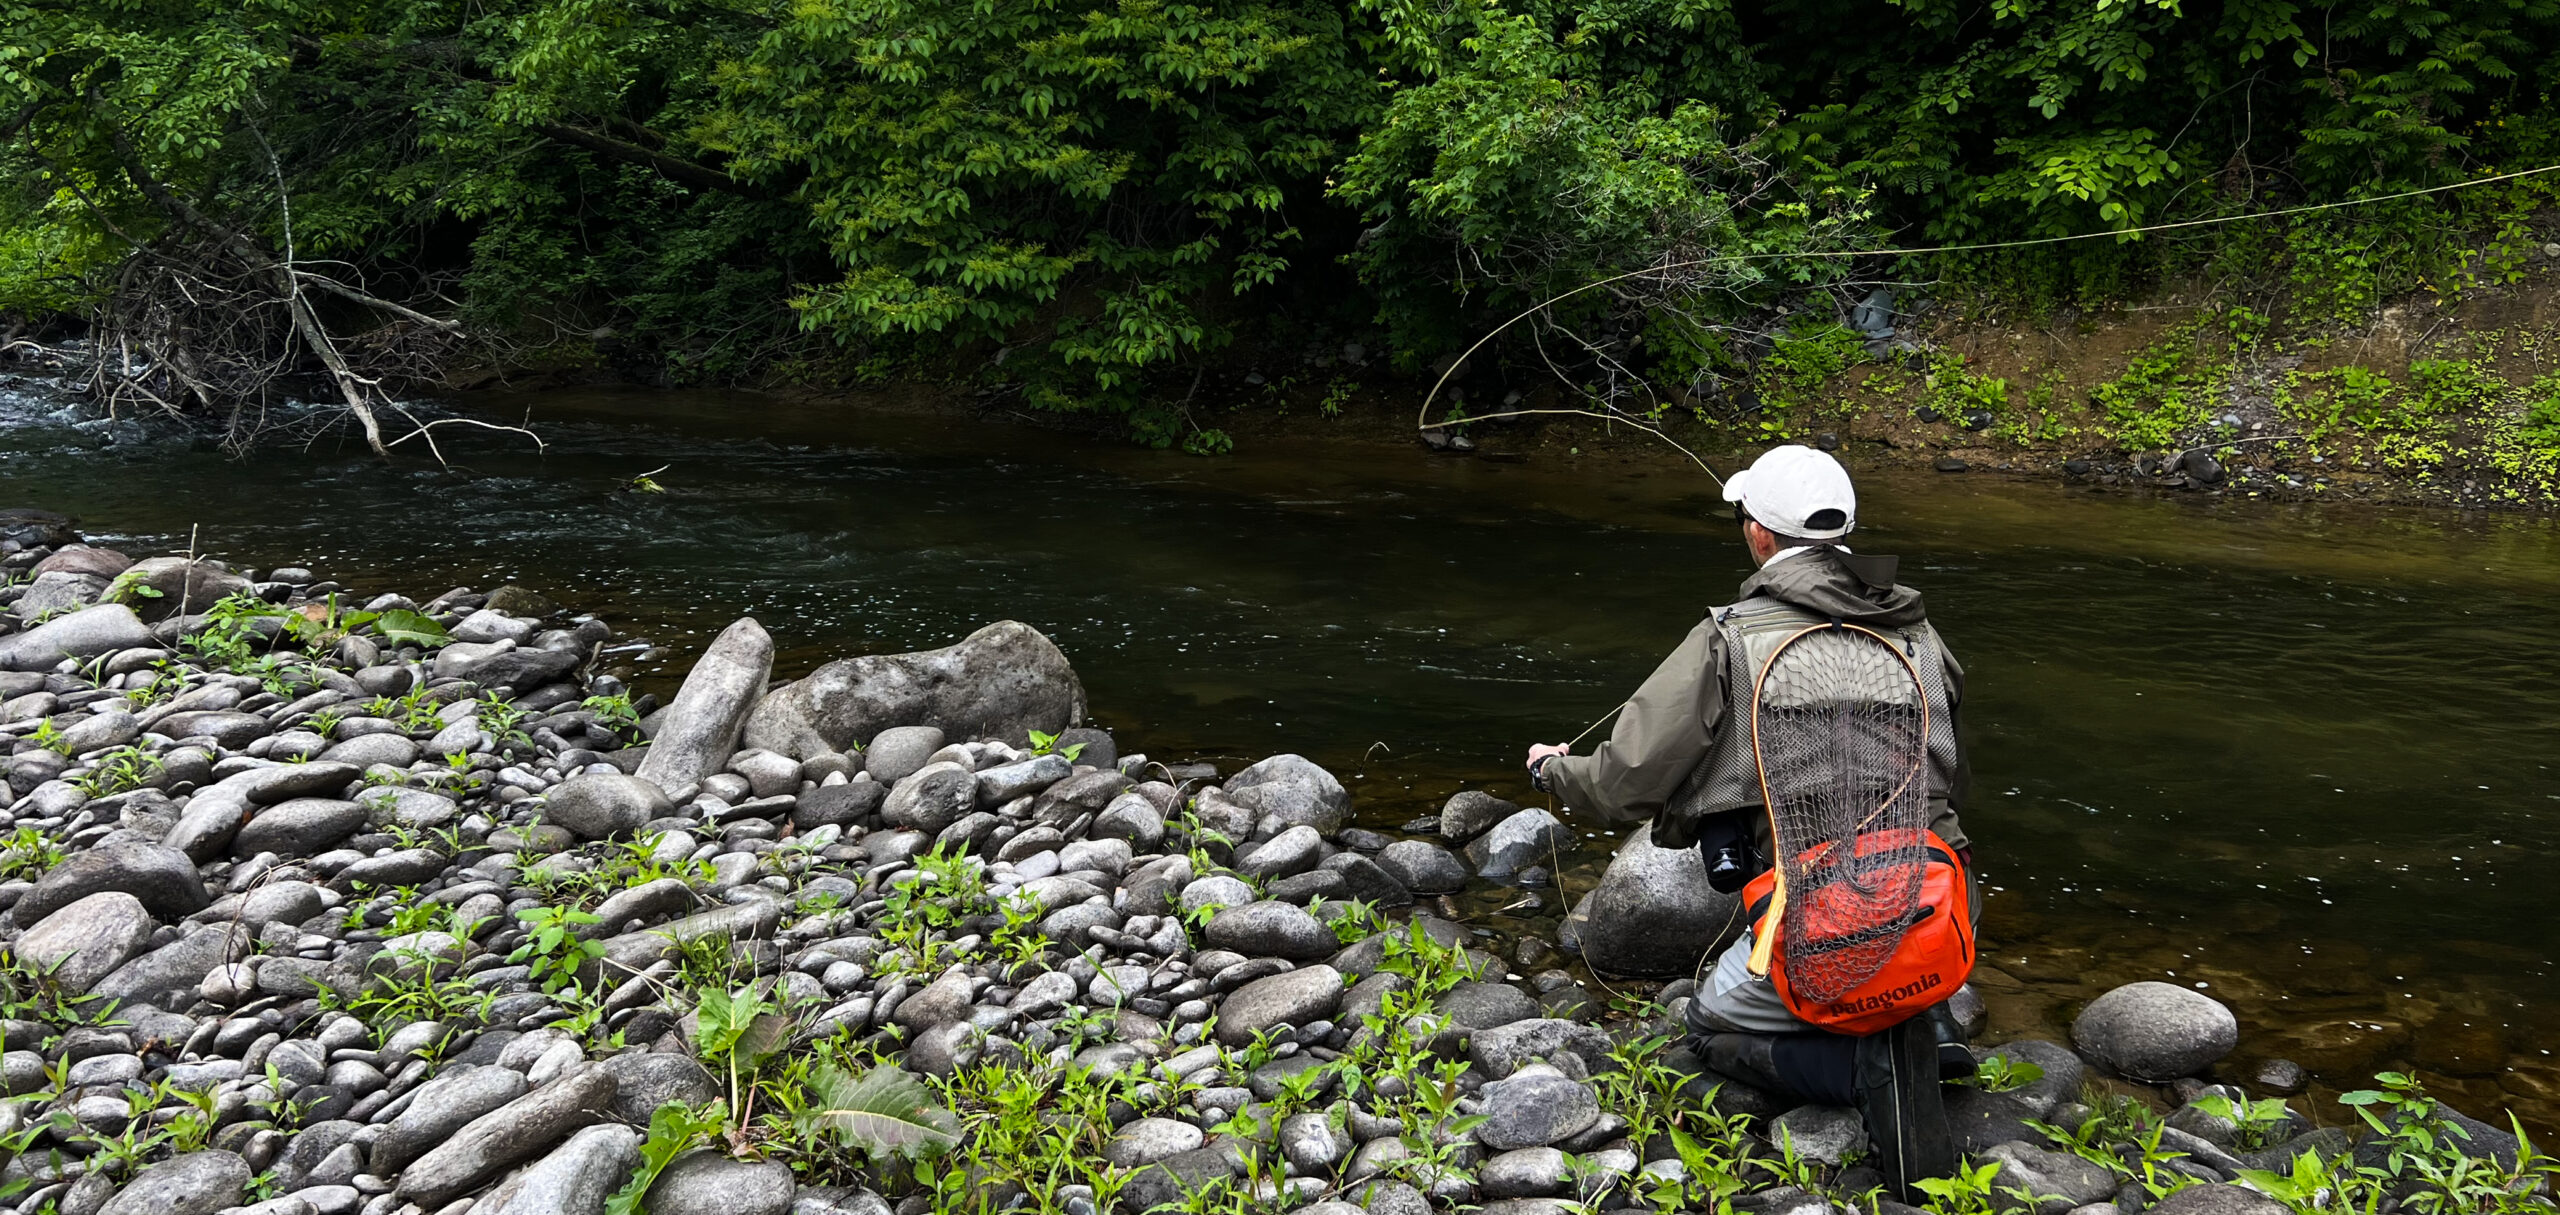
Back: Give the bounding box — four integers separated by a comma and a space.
1744, 623, 1933, 1004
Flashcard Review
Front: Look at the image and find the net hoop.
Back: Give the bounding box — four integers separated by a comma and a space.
1743, 621, 1932, 981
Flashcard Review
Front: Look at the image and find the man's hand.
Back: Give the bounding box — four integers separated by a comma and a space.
1526, 742, 1569, 791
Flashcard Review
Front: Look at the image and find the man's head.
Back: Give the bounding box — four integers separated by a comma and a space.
1723, 445, 1856, 565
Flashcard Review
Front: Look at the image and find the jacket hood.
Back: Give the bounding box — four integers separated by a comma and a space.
1737, 547, 1927, 627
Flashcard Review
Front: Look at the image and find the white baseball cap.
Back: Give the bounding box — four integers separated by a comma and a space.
1723, 445, 1857, 539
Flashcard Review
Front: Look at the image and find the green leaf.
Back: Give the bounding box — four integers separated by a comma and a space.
801, 1063, 960, 1158
605, 1101, 725, 1215
372, 610, 451, 649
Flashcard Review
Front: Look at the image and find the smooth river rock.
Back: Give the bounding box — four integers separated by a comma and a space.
0, 604, 156, 671
394, 1066, 616, 1206
741, 621, 1085, 759
545, 773, 674, 841
1571, 822, 1741, 976
371, 1065, 532, 1175
1475, 1066, 1600, 1150
483, 1123, 641, 1215
2072, 981, 2240, 1081
637, 617, 774, 792
1216, 965, 1343, 1046
18, 892, 154, 992
1204, 901, 1336, 961
645, 1149, 795, 1215
1223, 754, 1351, 837
96, 1149, 249, 1215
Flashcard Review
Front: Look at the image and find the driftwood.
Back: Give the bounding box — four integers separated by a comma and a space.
22, 89, 525, 459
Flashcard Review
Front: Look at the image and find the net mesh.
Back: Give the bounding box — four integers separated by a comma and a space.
1750, 624, 1933, 1004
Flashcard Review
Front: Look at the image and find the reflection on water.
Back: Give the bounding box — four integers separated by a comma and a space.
5, 383, 2557, 1126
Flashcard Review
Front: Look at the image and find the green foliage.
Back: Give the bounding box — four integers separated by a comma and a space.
367, 686, 449, 734
508, 906, 606, 994
1762, 321, 1872, 411
476, 694, 536, 752
13, 0, 2560, 440
69, 747, 162, 799
1024, 730, 1087, 763
2091, 324, 2219, 452
0, 950, 123, 1030
1960, 1053, 2045, 1095
1923, 357, 2010, 425
1912, 1158, 2012, 1215
177, 594, 283, 673
875, 845, 995, 976
606, 1102, 730, 1215
689, 980, 791, 1151
2325, 1072, 2560, 1215
23, 719, 66, 756
2192, 1093, 2294, 1154
697, 0, 1374, 423
0, 829, 65, 883
798, 1064, 960, 1160
582, 692, 642, 741
369, 610, 451, 650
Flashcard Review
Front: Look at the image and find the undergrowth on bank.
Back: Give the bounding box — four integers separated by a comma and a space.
360, 819, 2554, 1215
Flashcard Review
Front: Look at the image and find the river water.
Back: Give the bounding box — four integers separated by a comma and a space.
5, 383, 2556, 1127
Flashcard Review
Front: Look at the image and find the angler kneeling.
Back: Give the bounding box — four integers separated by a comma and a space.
1525, 445, 1982, 1197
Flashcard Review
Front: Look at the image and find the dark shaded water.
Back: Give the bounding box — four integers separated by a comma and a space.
6, 384, 2556, 1126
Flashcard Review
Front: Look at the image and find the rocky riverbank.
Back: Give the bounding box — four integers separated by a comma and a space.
0, 509, 2547, 1215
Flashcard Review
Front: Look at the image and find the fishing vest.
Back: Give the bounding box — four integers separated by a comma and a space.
1666, 592, 1962, 829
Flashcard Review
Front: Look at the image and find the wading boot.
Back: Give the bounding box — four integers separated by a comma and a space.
1855, 1018, 1955, 1202
1698, 1032, 1790, 1095
1925, 1001, 1977, 1080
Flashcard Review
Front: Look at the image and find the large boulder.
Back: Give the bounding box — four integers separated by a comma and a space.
2072, 981, 2240, 1081
97, 1150, 250, 1215
231, 799, 370, 859
371, 1066, 533, 1175
545, 773, 673, 841
1223, 755, 1351, 837
1204, 901, 1337, 961
106, 557, 250, 621
482, 1124, 641, 1215
1374, 840, 1467, 893
394, 1066, 620, 1207
17, 572, 108, 617
19, 892, 155, 992
1468, 1019, 1617, 1078
881, 762, 977, 836
1980, 1142, 2120, 1214
1570, 823, 1741, 976
15, 836, 209, 925
860, 726, 946, 784
636, 618, 774, 792
1438, 791, 1518, 844
33, 544, 130, 578
94, 923, 238, 1006
645, 1150, 794, 1215
1216, 966, 1343, 1046
2144, 1186, 2289, 1215
0, 604, 156, 671
741, 621, 1084, 759
1475, 1066, 1600, 1150
1464, 808, 1573, 880
434, 641, 581, 691
597, 1053, 720, 1124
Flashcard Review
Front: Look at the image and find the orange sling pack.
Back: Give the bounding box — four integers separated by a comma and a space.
1741, 830, 1974, 1036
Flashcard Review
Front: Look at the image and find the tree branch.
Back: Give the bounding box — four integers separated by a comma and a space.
530, 122, 773, 198
292, 270, 461, 330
